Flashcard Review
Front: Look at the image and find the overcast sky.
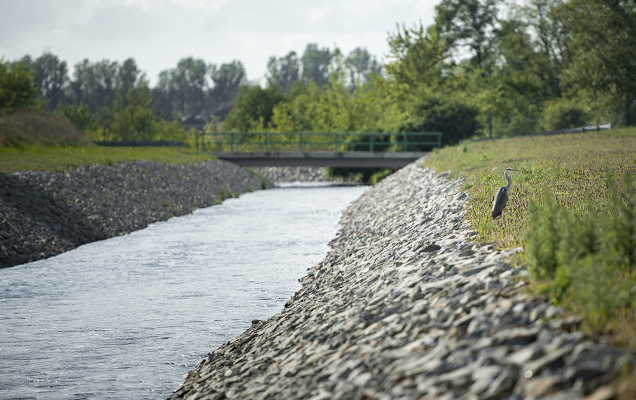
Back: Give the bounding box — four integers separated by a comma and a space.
0, 0, 439, 86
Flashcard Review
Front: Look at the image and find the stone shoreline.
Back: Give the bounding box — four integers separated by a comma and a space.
170, 159, 634, 400
0, 160, 262, 269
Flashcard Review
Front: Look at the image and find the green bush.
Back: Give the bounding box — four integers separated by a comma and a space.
56, 102, 98, 132
0, 59, 38, 111
526, 173, 636, 329
400, 94, 480, 147
541, 98, 590, 131
369, 168, 396, 185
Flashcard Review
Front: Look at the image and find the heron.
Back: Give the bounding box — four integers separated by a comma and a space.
491, 168, 521, 219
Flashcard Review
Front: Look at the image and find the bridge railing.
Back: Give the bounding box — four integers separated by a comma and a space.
195, 132, 442, 152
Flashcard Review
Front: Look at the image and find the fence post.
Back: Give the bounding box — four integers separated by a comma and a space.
300, 133, 304, 152
195, 131, 199, 151
335, 133, 340, 152
438, 132, 441, 149
370, 134, 374, 152
403, 133, 408, 151
231, 133, 234, 152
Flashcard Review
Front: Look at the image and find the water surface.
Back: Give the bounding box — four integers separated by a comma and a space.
0, 184, 367, 399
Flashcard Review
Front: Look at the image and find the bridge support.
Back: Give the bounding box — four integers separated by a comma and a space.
209, 151, 429, 168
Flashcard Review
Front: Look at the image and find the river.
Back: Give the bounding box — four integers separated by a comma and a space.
0, 183, 368, 400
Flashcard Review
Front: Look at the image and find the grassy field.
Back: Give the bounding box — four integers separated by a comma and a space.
424, 128, 636, 249
0, 144, 216, 174
0, 111, 216, 173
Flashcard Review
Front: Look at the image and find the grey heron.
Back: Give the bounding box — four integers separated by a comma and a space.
491, 168, 521, 219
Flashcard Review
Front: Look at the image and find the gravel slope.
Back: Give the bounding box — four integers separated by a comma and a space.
0, 160, 261, 268
169, 159, 634, 400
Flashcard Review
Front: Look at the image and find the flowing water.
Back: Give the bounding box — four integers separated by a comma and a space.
0, 184, 367, 400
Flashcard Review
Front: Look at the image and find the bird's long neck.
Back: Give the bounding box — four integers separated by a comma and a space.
503, 170, 512, 190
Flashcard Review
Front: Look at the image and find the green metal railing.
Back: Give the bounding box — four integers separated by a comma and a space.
195, 132, 442, 152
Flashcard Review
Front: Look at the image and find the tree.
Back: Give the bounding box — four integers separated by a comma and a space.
101, 82, 156, 141
0, 59, 38, 111
267, 51, 301, 93
71, 59, 119, 112
224, 85, 284, 131
154, 57, 210, 118
117, 58, 145, 90
385, 24, 452, 92
301, 44, 333, 87
563, 0, 636, 125
345, 47, 382, 89
435, 0, 502, 71
20, 52, 69, 111
210, 60, 247, 106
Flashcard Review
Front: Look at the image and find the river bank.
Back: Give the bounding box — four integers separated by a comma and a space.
0, 160, 261, 268
170, 159, 634, 400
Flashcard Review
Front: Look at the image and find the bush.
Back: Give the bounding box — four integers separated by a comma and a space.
526, 173, 636, 331
0, 59, 38, 111
56, 102, 98, 132
400, 94, 481, 147
541, 98, 590, 131
0, 110, 89, 146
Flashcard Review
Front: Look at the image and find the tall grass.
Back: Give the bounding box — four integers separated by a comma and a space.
0, 109, 89, 146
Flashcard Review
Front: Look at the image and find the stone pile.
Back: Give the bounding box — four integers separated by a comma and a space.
170, 160, 634, 400
0, 160, 261, 268
251, 166, 360, 184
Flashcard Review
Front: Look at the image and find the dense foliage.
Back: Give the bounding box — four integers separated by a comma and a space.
2, 0, 634, 147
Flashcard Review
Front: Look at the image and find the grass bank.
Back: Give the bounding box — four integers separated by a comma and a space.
424, 128, 636, 395
424, 128, 636, 249
0, 111, 215, 174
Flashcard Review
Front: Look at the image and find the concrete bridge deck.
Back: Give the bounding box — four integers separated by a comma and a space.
209, 151, 429, 167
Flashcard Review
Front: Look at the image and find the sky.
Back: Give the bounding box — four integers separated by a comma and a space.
0, 0, 439, 86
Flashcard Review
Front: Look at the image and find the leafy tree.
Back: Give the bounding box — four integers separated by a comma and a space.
435, 0, 502, 71
563, 0, 636, 125
400, 93, 481, 147
224, 85, 284, 131
385, 24, 452, 93
301, 43, 333, 87
20, 52, 69, 111
267, 51, 301, 93
100, 82, 156, 141
346, 47, 382, 89
0, 59, 38, 111
154, 57, 210, 119
71, 59, 119, 113
210, 60, 247, 106
116, 58, 145, 90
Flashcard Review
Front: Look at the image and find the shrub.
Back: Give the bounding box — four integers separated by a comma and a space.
57, 102, 98, 132
525, 173, 636, 331
400, 94, 481, 147
0, 59, 38, 111
541, 98, 590, 131
0, 110, 88, 146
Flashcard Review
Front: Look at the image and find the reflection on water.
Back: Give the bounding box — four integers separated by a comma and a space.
0, 185, 367, 400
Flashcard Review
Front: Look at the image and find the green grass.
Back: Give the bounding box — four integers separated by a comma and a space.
424, 128, 636, 248
0, 143, 217, 174
424, 127, 636, 353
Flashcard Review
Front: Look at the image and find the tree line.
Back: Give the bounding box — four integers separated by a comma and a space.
1, 0, 634, 146
227, 0, 635, 147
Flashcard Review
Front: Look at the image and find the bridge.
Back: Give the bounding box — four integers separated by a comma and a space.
197, 132, 441, 167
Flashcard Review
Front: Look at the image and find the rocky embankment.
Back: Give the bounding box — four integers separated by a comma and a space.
0, 160, 261, 268
251, 166, 360, 184
170, 160, 634, 400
